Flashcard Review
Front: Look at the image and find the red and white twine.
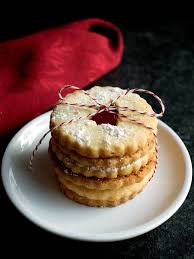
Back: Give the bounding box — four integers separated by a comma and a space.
29, 85, 165, 174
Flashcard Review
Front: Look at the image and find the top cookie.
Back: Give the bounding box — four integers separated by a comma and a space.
50, 86, 157, 158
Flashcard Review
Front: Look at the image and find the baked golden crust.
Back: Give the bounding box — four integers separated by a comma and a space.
48, 85, 159, 207
50, 141, 155, 178
59, 186, 141, 207
55, 161, 155, 207
50, 86, 157, 158
50, 149, 156, 207
50, 150, 156, 190
51, 137, 155, 168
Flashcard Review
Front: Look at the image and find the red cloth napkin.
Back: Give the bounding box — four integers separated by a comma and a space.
0, 18, 123, 135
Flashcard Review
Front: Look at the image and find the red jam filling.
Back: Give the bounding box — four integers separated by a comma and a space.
91, 106, 118, 125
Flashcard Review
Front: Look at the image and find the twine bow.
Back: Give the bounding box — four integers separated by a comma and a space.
29, 85, 165, 171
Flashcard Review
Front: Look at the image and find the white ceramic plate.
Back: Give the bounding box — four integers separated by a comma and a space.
1, 112, 192, 242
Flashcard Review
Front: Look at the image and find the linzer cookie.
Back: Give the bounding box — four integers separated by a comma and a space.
50, 86, 158, 158
50, 148, 156, 207
50, 137, 155, 178
46, 85, 164, 207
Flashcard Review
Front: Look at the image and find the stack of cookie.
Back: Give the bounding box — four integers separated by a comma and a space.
49, 86, 158, 207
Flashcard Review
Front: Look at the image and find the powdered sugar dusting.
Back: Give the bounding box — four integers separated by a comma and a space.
95, 92, 106, 103
62, 123, 90, 145
101, 124, 125, 138
94, 87, 124, 103
133, 157, 142, 167
88, 156, 145, 173
74, 128, 89, 144
54, 105, 82, 121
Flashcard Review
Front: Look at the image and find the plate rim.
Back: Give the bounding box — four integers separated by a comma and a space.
1, 112, 192, 242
